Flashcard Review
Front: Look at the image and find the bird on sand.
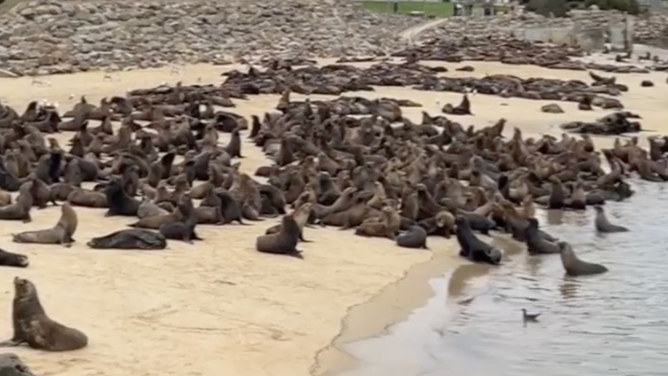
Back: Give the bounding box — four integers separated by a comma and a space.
522, 309, 541, 322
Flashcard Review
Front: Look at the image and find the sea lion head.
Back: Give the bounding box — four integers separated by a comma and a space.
593, 205, 603, 213
454, 216, 467, 227
13, 277, 36, 297
526, 217, 539, 229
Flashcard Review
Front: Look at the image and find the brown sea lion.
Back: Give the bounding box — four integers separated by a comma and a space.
255, 214, 303, 258
159, 195, 202, 243
137, 200, 169, 219
355, 206, 400, 239
418, 210, 455, 238
593, 205, 629, 233
0, 277, 88, 351
104, 177, 140, 216
0, 249, 29, 268
129, 208, 182, 230
266, 202, 314, 242
395, 225, 429, 249
0, 182, 33, 222
12, 203, 78, 247
558, 242, 608, 276
66, 188, 107, 208
0, 188, 11, 207
321, 194, 377, 229
194, 206, 224, 225
50, 183, 76, 202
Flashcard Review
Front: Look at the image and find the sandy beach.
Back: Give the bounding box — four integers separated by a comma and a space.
0, 56, 665, 376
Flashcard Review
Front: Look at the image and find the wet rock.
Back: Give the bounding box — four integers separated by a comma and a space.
541, 103, 564, 114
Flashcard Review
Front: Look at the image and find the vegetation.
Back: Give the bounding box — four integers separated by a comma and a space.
361, 1, 455, 17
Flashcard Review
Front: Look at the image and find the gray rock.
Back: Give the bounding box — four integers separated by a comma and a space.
0, 353, 38, 376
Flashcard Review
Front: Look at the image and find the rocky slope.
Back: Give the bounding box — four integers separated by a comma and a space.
0, 0, 421, 75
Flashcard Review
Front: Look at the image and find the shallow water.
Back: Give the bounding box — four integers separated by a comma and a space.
341, 180, 668, 376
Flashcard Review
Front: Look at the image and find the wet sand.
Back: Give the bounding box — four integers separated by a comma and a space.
0, 56, 666, 376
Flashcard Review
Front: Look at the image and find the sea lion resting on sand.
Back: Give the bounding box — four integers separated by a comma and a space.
455, 216, 502, 265
256, 214, 302, 258
593, 205, 629, 233
0, 277, 88, 351
12, 203, 78, 247
87, 229, 167, 250
0, 249, 29, 268
395, 225, 428, 249
0, 182, 33, 222
558, 242, 608, 276
266, 202, 313, 242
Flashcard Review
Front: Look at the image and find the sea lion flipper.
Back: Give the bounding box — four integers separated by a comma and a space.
0, 338, 24, 347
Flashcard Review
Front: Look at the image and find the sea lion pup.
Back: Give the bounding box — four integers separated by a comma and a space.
455, 216, 502, 265
0, 277, 88, 351
0, 249, 29, 268
104, 177, 140, 217
355, 206, 401, 239
418, 210, 455, 238
159, 196, 202, 243
12, 203, 78, 247
524, 218, 560, 255
66, 188, 107, 208
593, 205, 629, 233
87, 229, 167, 250
558, 242, 608, 277
255, 214, 303, 259
137, 199, 169, 219
0, 182, 33, 222
395, 225, 429, 249
266, 202, 314, 242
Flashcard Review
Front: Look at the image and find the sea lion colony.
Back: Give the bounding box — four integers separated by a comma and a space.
0, 55, 658, 351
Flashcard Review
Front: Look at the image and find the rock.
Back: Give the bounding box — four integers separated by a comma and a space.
541, 103, 565, 113
0, 353, 38, 376
641, 80, 654, 87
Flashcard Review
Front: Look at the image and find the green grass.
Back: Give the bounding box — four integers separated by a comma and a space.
361, 1, 455, 17
0, 0, 25, 16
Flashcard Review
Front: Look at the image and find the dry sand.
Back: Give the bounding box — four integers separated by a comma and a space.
0, 57, 665, 376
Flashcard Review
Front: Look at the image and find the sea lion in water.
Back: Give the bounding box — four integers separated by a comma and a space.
255, 214, 303, 258
455, 216, 502, 265
0, 277, 88, 351
87, 229, 167, 250
524, 218, 560, 255
0, 249, 29, 268
558, 242, 608, 276
395, 225, 429, 249
593, 205, 629, 233
12, 203, 78, 247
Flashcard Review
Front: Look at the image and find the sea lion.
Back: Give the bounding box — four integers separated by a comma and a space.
66, 188, 107, 208
137, 200, 169, 219
12, 203, 78, 247
558, 242, 608, 276
395, 225, 429, 249
455, 216, 502, 265
104, 177, 140, 216
0, 277, 88, 351
418, 210, 455, 238
355, 206, 400, 239
0, 182, 33, 222
524, 218, 560, 255
0, 188, 12, 207
255, 214, 303, 258
266, 202, 313, 242
194, 206, 224, 225
0, 249, 29, 268
593, 205, 629, 233
159, 196, 202, 243
87, 229, 167, 250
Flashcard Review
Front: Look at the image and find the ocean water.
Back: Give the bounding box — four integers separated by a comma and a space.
341, 179, 668, 376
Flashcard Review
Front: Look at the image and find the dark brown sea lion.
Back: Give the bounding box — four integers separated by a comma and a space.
87, 229, 167, 250
547, 177, 565, 209
66, 188, 107, 208
558, 242, 608, 276
0, 277, 88, 351
524, 218, 560, 255
30, 176, 57, 209
593, 205, 629, 233
255, 214, 303, 258
104, 178, 140, 216
455, 216, 502, 265
0, 182, 33, 222
395, 225, 429, 249
0, 249, 29, 268
12, 203, 78, 247
159, 196, 202, 243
